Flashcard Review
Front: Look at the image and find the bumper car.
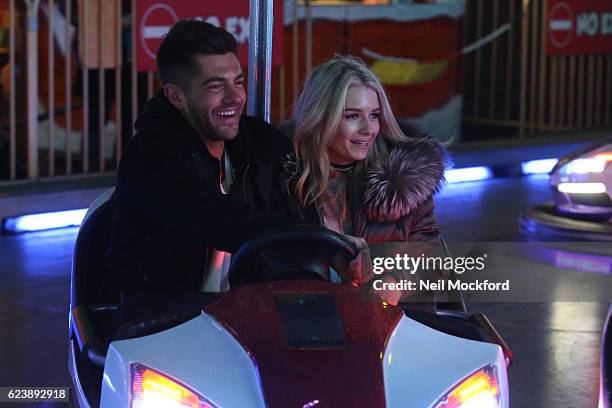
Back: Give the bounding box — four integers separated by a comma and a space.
520, 139, 612, 241
69, 190, 512, 408
550, 140, 612, 222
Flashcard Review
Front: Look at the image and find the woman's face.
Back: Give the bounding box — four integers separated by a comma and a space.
328, 85, 380, 165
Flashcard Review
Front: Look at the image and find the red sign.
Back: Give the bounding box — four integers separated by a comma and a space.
547, 0, 612, 55
135, 0, 284, 71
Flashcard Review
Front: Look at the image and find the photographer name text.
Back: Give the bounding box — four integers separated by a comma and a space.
373, 279, 511, 292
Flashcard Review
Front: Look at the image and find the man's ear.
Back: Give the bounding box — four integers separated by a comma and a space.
163, 83, 186, 110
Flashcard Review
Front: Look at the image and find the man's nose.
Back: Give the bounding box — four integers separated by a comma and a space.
223, 85, 243, 104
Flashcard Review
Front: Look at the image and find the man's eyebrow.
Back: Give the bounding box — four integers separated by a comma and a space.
202, 73, 244, 86
202, 76, 226, 85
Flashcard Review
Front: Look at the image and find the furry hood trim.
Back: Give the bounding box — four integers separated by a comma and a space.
364, 137, 449, 223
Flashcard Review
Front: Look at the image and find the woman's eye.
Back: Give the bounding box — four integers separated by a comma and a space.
345, 114, 359, 120
370, 112, 380, 119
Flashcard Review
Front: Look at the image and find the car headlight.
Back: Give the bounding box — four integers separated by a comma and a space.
557, 182, 607, 194
434, 365, 502, 408
561, 153, 612, 175
130, 363, 218, 408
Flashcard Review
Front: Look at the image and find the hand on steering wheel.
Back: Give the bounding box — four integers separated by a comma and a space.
228, 225, 358, 287
341, 235, 373, 287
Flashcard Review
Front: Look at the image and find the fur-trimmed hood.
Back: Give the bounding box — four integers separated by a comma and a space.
364, 137, 449, 223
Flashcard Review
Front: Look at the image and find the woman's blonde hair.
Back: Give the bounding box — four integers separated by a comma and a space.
292, 55, 409, 207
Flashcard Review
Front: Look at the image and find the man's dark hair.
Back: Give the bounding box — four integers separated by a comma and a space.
156, 20, 237, 90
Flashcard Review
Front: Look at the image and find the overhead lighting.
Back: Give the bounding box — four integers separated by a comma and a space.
2, 209, 87, 234
521, 158, 558, 175
557, 182, 607, 194
445, 167, 493, 183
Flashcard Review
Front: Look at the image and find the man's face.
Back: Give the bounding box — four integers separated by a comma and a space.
182, 53, 246, 142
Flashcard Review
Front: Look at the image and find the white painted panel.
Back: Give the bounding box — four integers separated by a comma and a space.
100, 313, 266, 408
383, 316, 509, 408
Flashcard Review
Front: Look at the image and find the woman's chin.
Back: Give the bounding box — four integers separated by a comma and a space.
329, 148, 370, 164
350, 150, 369, 162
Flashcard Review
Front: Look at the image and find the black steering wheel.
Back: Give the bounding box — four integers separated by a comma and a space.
228, 225, 358, 287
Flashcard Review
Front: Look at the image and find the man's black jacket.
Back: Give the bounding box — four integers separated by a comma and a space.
103, 91, 291, 299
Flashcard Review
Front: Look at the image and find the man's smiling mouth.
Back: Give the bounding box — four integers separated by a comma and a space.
216, 109, 237, 117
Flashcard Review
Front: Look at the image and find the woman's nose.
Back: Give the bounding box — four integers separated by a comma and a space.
360, 118, 373, 134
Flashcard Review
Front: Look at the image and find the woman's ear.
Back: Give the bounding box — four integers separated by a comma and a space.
163, 84, 186, 110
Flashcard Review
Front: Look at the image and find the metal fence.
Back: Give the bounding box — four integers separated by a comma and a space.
462, 0, 612, 136
0, 0, 156, 183
2, 0, 611, 184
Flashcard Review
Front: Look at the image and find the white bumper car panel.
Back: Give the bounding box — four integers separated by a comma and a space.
101, 313, 266, 408
384, 316, 508, 408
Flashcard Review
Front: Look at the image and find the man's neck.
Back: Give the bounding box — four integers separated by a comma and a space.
204, 139, 225, 160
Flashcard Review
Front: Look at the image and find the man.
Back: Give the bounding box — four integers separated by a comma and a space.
104, 20, 293, 300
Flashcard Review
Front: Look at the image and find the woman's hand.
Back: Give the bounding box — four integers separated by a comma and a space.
342, 235, 374, 287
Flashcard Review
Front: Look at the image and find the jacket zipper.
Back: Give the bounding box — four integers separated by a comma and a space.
192, 149, 216, 286
355, 208, 367, 237
241, 164, 250, 203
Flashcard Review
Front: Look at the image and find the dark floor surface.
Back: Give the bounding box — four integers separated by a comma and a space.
0, 174, 610, 407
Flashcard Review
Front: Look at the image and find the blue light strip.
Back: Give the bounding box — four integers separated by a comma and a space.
3, 209, 88, 234
0, 159, 560, 234
521, 158, 559, 175
445, 166, 494, 183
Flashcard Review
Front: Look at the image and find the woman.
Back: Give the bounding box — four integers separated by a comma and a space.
275, 56, 449, 294
279, 55, 447, 247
